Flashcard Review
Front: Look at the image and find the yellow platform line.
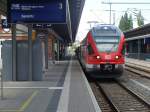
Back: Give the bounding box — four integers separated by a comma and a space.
19, 90, 38, 111
0, 90, 38, 112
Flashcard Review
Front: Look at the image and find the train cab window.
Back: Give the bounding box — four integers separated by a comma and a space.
94, 36, 119, 52
122, 44, 126, 55
88, 44, 94, 55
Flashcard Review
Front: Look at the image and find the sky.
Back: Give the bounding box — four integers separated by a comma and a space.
76, 0, 150, 41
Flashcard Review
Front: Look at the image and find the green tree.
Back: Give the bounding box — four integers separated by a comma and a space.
129, 15, 133, 29
119, 12, 133, 31
137, 10, 144, 26
119, 16, 125, 31
124, 12, 129, 30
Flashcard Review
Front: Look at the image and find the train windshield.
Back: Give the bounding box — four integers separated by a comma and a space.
92, 25, 121, 52
94, 36, 120, 52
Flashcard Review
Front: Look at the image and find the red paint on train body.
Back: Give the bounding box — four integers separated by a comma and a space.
78, 24, 125, 78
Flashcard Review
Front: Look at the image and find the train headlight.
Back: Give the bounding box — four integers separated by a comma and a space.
115, 55, 119, 60
96, 56, 101, 59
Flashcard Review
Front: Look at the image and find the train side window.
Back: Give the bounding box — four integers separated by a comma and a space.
88, 44, 94, 55
122, 44, 126, 55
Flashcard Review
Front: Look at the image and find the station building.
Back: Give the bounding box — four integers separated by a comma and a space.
124, 23, 150, 60
0, 0, 85, 81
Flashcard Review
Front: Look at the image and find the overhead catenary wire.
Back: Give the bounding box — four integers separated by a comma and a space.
101, 1, 150, 24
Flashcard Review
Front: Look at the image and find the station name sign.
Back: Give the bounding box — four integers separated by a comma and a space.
7, 0, 66, 24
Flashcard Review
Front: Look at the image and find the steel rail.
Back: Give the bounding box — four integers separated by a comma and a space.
96, 80, 150, 112
116, 80, 150, 107
90, 82, 118, 112
96, 82, 120, 112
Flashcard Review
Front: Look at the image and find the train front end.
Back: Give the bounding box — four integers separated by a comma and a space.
85, 25, 125, 77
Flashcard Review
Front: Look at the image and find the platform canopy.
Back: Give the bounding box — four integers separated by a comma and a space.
53, 0, 85, 43
124, 23, 150, 38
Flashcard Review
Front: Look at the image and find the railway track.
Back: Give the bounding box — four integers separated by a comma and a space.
91, 80, 150, 112
90, 82, 115, 112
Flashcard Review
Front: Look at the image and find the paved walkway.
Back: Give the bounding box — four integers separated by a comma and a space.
0, 60, 101, 112
126, 58, 150, 68
125, 58, 150, 77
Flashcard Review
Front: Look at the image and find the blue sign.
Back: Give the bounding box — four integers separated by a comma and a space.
7, 0, 66, 23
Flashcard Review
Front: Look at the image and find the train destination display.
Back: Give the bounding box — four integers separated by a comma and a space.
7, 0, 66, 23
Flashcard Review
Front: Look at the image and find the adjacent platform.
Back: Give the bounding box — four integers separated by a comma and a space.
0, 60, 101, 112
126, 58, 150, 68
125, 58, 150, 71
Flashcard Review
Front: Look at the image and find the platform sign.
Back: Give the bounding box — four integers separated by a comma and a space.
43, 24, 52, 28
32, 24, 43, 29
7, 0, 66, 24
32, 24, 52, 29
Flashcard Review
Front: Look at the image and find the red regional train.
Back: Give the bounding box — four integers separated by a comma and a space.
77, 24, 125, 78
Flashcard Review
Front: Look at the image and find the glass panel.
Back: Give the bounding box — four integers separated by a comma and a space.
95, 36, 120, 43
94, 29, 117, 35
96, 43, 118, 52
94, 35, 120, 52
88, 44, 94, 55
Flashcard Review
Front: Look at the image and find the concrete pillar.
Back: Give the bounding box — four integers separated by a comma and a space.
59, 42, 62, 60
28, 24, 32, 81
57, 40, 60, 61
12, 24, 16, 81
52, 39, 55, 64
45, 35, 48, 69
42, 41, 45, 71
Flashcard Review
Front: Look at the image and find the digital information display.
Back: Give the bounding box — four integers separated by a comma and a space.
7, 0, 66, 23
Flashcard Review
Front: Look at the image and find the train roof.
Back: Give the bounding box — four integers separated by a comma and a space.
92, 24, 121, 32
91, 24, 122, 36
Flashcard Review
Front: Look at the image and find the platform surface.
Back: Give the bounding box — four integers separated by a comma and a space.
126, 58, 150, 68
0, 60, 101, 112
